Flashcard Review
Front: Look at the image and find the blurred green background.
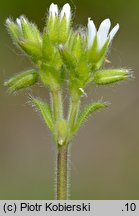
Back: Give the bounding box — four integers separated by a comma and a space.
0, 0, 139, 199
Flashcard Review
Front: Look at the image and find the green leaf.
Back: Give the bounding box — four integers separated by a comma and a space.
73, 102, 107, 134
4, 69, 39, 92
32, 98, 53, 132
93, 69, 129, 85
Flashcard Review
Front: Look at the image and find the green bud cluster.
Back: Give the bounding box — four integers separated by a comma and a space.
5, 3, 131, 146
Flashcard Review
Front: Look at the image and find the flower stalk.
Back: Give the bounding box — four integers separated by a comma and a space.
68, 97, 80, 138
4, 3, 131, 199
51, 89, 63, 123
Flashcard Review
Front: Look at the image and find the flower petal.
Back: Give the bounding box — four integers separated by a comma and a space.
16, 18, 22, 28
60, 3, 71, 21
88, 18, 96, 49
6, 18, 12, 25
109, 23, 119, 42
97, 18, 111, 50
49, 3, 58, 18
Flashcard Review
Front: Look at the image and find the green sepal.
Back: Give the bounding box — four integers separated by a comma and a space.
59, 16, 70, 44
88, 36, 98, 62
69, 60, 90, 97
59, 47, 77, 70
47, 15, 71, 44
6, 17, 42, 51
20, 16, 42, 45
94, 39, 109, 70
42, 32, 54, 61
4, 69, 39, 92
71, 34, 82, 60
6, 19, 22, 41
32, 97, 54, 132
47, 16, 59, 44
93, 69, 129, 85
88, 38, 109, 70
72, 102, 107, 134
19, 40, 42, 63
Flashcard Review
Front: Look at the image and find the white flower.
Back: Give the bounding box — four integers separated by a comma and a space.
16, 18, 22, 28
88, 18, 96, 49
6, 18, 12, 25
60, 3, 71, 22
88, 18, 119, 50
49, 3, 58, 18
49, 3, 71, 23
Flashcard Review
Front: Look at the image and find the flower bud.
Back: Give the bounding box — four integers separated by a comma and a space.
49, 3, 58, 19
47, 3, 59, 43
47, 3, 71, 44
71, 34, 82, 60
47, 15, 59, 43
59, 3, 71, 43
4, 69, 39, 92
60, 3, 71, 23
6, 17, 42, 62
19, 16, 42, 45
59, 46, 76, 69
19, 40, 42, 63
93, 69, 129, 85
6, 18, 22, 41
42, 32, 54, 61
87, 18, 119, 70
59, 16, 69, 43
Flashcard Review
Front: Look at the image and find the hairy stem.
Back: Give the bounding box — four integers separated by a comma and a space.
51, 89, 63, 122
56, 144, 70, 200
51, 91, 80, 200
68, 97, 80, 137
51, 89, 70, 199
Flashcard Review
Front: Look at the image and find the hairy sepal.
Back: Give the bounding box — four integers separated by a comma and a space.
93, 69, 129, 85
4, 69, 39, 92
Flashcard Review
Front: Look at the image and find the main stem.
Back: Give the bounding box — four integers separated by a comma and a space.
51, 88, 69, 199
51, 89, 80, 200
56, 144, 69, 200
